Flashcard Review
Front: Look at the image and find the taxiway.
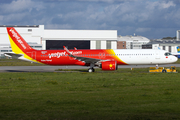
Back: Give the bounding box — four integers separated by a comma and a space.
0, 64, 179, 72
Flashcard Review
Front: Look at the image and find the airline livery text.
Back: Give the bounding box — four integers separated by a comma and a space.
10, 29, 27, 49
49, 51, 82, 58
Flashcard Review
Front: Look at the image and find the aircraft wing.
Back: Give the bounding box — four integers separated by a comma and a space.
171, 52, 180, 58
73, 56, 100, 63
172, 52, 180, 55
4, 52, 23, 58
63, 46, 101, 63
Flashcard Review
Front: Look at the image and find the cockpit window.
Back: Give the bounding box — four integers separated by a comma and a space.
165, 52, 172, 56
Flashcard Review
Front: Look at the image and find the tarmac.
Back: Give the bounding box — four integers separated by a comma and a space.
0, 64, 179, 72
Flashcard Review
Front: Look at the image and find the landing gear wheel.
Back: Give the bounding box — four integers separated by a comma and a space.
88, 68, 95, 72
162, 69, 167, 73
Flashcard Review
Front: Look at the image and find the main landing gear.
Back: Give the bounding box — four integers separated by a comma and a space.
88, 63, 95, 72
88, 67, 95, 72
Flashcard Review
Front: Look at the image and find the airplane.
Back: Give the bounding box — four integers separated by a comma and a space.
4, 27, 178, 72
171, 47, 180, 58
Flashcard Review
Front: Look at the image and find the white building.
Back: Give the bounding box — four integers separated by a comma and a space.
42, 29, 117, 50
0, 25, 118, 57
118, 35, 150, 49
0, 25, 44, 44
142, 39, 180, 53
0, 25, 118, 58
177, 30, 180, 41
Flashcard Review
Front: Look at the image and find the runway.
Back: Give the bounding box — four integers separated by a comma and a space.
0, 64, 179, 72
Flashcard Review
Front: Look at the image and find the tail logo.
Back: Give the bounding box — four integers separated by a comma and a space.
9, 28, 27, 49
177, 47, 180, 53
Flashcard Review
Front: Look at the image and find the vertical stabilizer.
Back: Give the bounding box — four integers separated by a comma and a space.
7, 27, 34, 54
6, 27, 39, 63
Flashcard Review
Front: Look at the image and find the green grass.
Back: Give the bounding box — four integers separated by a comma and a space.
0, 58, 180, 66
0, 69, 180, 120
174, 58, 180, 64
0, 59, 45, 66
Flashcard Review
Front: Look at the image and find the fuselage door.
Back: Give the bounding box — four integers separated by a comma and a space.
32, 51, 36, 60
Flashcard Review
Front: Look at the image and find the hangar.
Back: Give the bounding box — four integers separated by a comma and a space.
0, 25, 117, 50
42, 29, 117, 50
0, 25, 117, 58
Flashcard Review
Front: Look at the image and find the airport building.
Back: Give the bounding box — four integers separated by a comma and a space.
0, 25, 117, 57
177, 30, 180, 41
42, 29, 117, 50
142, 39, 180, 53
117, 35, 150, 49
142, 30, 180, 52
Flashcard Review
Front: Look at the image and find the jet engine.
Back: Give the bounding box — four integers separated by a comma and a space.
100, 61, 117, 71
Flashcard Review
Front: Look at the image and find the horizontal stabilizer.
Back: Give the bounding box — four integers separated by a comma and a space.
4, 52, 23, 58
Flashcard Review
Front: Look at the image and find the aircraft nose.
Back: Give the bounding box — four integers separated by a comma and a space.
173, 56, 178, 62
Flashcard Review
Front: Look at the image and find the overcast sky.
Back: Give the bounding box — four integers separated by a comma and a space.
0, 0, 180, 39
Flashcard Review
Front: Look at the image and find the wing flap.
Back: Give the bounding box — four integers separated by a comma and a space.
75, 56, 100, 63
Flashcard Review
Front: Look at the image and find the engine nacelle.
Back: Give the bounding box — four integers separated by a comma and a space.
100, 61, 117, 71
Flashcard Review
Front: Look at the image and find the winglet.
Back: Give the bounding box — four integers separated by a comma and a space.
63, 46, 76, 58
63, 46, 71, 55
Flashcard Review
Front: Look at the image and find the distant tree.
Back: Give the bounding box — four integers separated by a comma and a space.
162, 36, 176, 39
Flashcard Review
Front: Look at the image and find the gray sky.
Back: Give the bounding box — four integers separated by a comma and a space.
0, 0, 180, 39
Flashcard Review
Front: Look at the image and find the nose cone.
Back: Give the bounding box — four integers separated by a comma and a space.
172, 56, 178, 63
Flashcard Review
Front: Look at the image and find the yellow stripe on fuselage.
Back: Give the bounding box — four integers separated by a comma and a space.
8, 35, 40, 63
106, 49, 127, 64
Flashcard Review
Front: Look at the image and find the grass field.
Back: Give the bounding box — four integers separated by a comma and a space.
0, 68, 180, 120
1, 58, 180, 66
0, 59, 45, 66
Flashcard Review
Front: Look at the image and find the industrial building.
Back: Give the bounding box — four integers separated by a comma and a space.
117, 35, 150, 49
142, 30, 180, 52
142, 39, 180, 53
0, 25, 117, 58
42, 29, 117, 50
177, 30, 180, 41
